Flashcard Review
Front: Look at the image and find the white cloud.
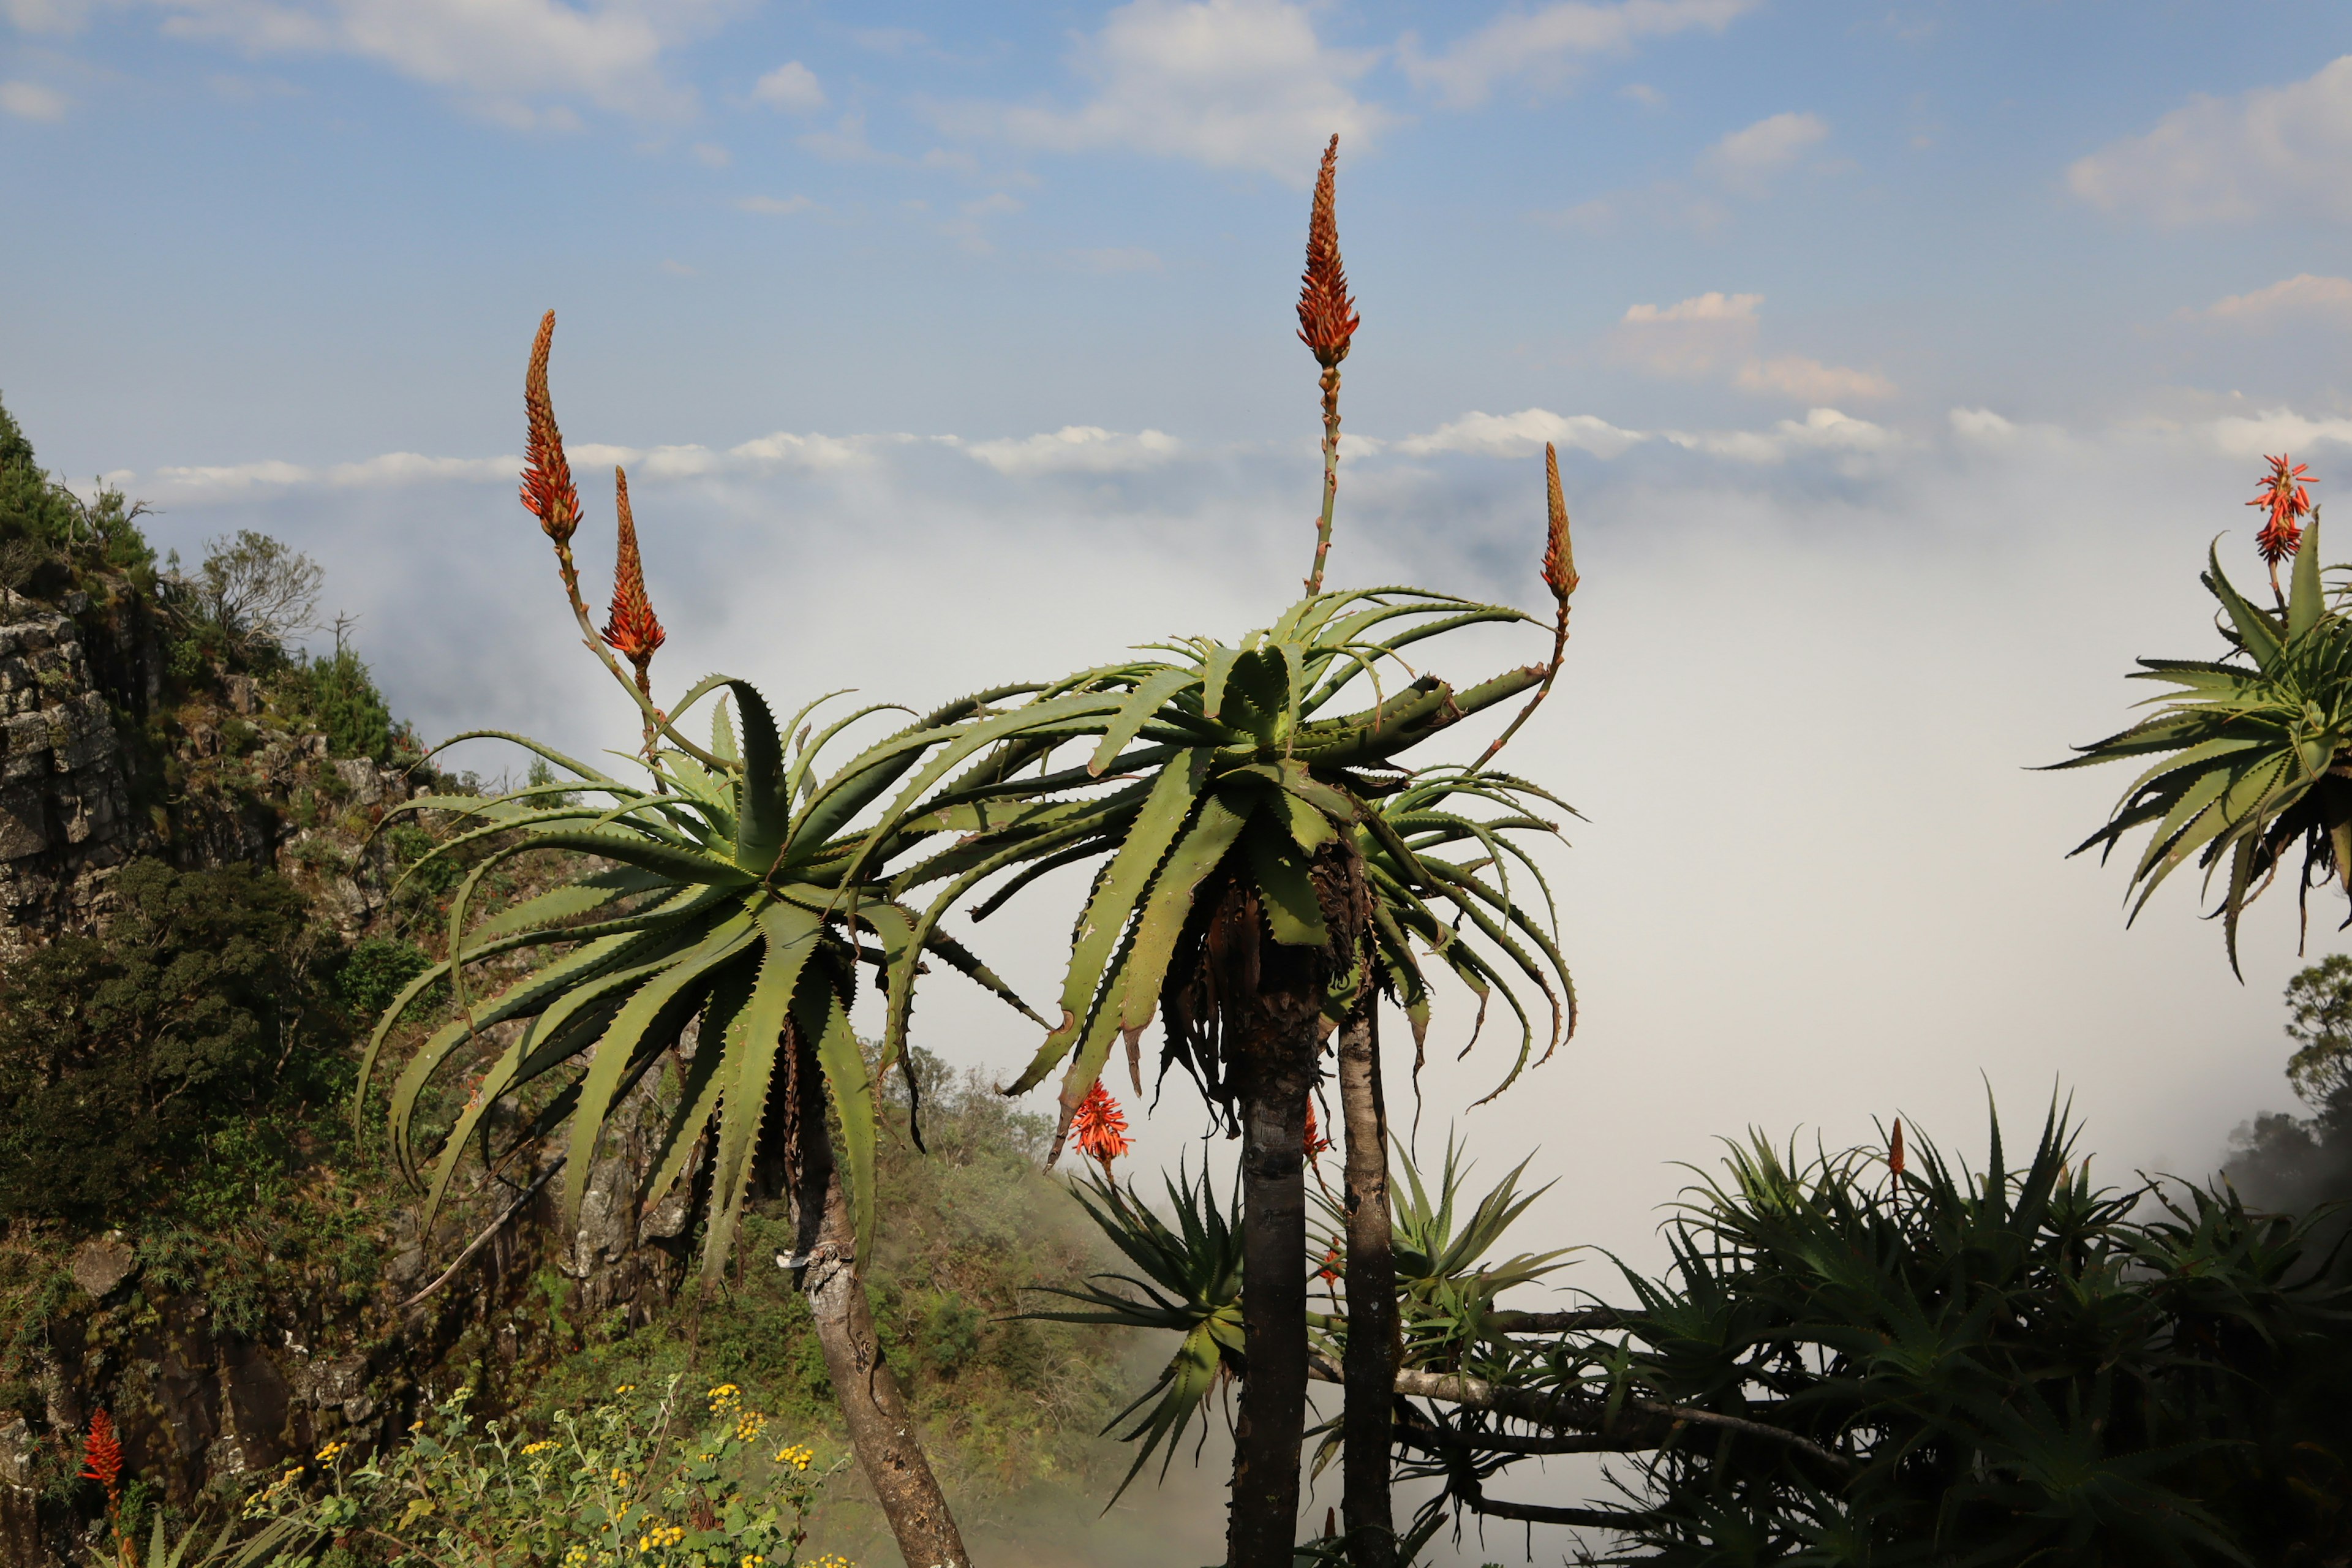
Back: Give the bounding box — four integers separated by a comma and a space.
1611, 290, 1762, 375
1735, 354, 1894, 402
751, 59, 824, 113
1397, 408, 1649, 460
689, 140, 729, 167
2068, 56, 2352, 225
1948, 407, 2068, 451
935, 0, 1387, 181
2198, 273, 2352, 329
325, 452, 514, 486
1664, 407, 1898, 464
1701, 110, 1828, 194
1399, 0, 1754, 110
959, 426, 1180, 476
0, 78, 67, 119
1, 0, 87, 32
2196, 408, 2352, 459
734, 194, 815, 216
143, 0, 733, 123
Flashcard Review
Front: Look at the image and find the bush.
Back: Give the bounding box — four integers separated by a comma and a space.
0, 858, 334, 1224
333, 936, 434, 1027
0, 393, 154, 592
242, 1381, 853, 1568
274, 643, 394, 763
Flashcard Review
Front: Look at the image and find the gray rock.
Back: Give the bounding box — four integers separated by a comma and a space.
70, 1238, 138, 1300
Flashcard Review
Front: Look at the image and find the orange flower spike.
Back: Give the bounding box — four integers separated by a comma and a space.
1295, 135, 1359, 371
1071, 1080, 1132, 1178
1303, 1096, 1331, 1166
1315, 1238, 1343, 1284
1540, 441, 1578, 605
601, 466, 666, 676
1888, 1118, 1905, 1182
2248, 452, 2318, 568
80, 1410, 123, 1497
521, 311, 581, 547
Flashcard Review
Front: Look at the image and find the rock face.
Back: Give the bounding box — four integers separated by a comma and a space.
0, 589, 137, 958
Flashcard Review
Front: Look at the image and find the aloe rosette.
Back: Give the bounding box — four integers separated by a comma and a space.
2057, 513, 2352, 969
356, 677, 1046, 1279
851, 582, 1576, 1145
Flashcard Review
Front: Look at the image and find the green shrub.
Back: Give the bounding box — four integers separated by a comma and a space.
276, 645, 393, 763
242, 1381, 853, 1568
333, 936, 434, 1028
0, 858, 334, 1224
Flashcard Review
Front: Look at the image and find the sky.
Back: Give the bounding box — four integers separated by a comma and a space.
10, 0, 2352, 1553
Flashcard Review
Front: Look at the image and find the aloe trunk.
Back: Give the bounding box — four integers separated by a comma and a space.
1229, 999, 1319, 1567
1337, 997, 1399, 1567
785, 1027, 970, 1568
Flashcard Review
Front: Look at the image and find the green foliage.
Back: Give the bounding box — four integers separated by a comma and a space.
277, 646, 394, 763
168, 530, 322, 665
1020, 1161, 1245, 1499
1379, 1136, 1570, 1366
2285, 951, 2352, 1108
876, 585, 1577, 1140
366, 676, 1043, 1284
240, 1381, 851, 1568
1580, 1106, 2352, 1565
0, 391, 156, 592
521, 1060, 1134, 1521
333, 937, 434, 1028
2056, 522, 2352, 970
0, 858, 335, 1224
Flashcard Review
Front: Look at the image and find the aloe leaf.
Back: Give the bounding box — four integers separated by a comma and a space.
807, 980, 880, 1261
642, 967, 747, 1212
1054, 749, 1210, 1023
700, 902, 827, 1283
1090, 667, 1198, 777
1244, 812, 1328, 947
2207, 542, 2286, 669
1199, 643, 1240, 721
2291, 515, 2326, 638
561, 912, 762, 1235
1087, 790, 1240, 1038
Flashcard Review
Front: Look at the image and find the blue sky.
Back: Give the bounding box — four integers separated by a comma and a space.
12, 1, 2352, 1548
14, 0, 2352, 1488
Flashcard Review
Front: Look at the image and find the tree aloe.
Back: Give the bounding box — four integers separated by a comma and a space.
870, 140, 1580, 1566
358, 315, 1052, 1568
2056, 463, 2352, 970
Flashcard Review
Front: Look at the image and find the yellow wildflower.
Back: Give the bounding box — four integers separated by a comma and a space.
314, 1441, 347, 1463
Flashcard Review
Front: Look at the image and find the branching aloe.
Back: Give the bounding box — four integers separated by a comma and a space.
916, 140, 1580, 1568
353, 315, 1057, 1568
2055, 505, 2352, 971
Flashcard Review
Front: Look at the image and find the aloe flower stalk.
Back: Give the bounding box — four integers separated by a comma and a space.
1474, 441, 1581, 771
2249, 453, 2318, 604
601, 465, 666, 756
1298, 134, 1359, 597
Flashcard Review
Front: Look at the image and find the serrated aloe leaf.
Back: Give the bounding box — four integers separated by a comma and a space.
2207, 543, 2285, 669
806, 981, 880, 1261
701, 902, 827, 1283
1090, 668, 1197, 777
1112, 794, 1251, 1040
643, 968, 745, 1212
562, 912, 762, 1236
1055, 751, 1208, 1022
1199, 644, 1240, 722
725, 679, 788, 867
1243, 812, 1327, 947
2291, 515, 2326, 638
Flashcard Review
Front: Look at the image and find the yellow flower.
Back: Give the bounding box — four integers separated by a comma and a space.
610, 1468, 631, 1489
522, 1440, 559, 1457
314, 1442, 347, 1463
614, 1383, 636, 1395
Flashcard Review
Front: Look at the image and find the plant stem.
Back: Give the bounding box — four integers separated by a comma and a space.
786, 1023, 970, 1568
1337, 990, 1400, 1568
1230, 1014, 1316, 1568
548, 535, 731, 774
1305, 366, 1342, 596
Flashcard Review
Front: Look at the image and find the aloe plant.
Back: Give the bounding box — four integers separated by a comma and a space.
354, 315, 1058, 1568
2056, 495, 2352, 971
902, 141, 1578, 1567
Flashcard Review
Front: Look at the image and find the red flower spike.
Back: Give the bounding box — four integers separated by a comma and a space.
1889, 1118, 1905, 1182
80, 1410, 123, 1497
601, 466, 665, 673
1295, 135, 1359, 370
1303, 1097, 1331, 1166
2248, 452, 2316, 568
521, 311, 581, 546
1540, 442, 1577, 604
1072, 1080, 1132, 1176
1316, 1239, 1343, 1285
